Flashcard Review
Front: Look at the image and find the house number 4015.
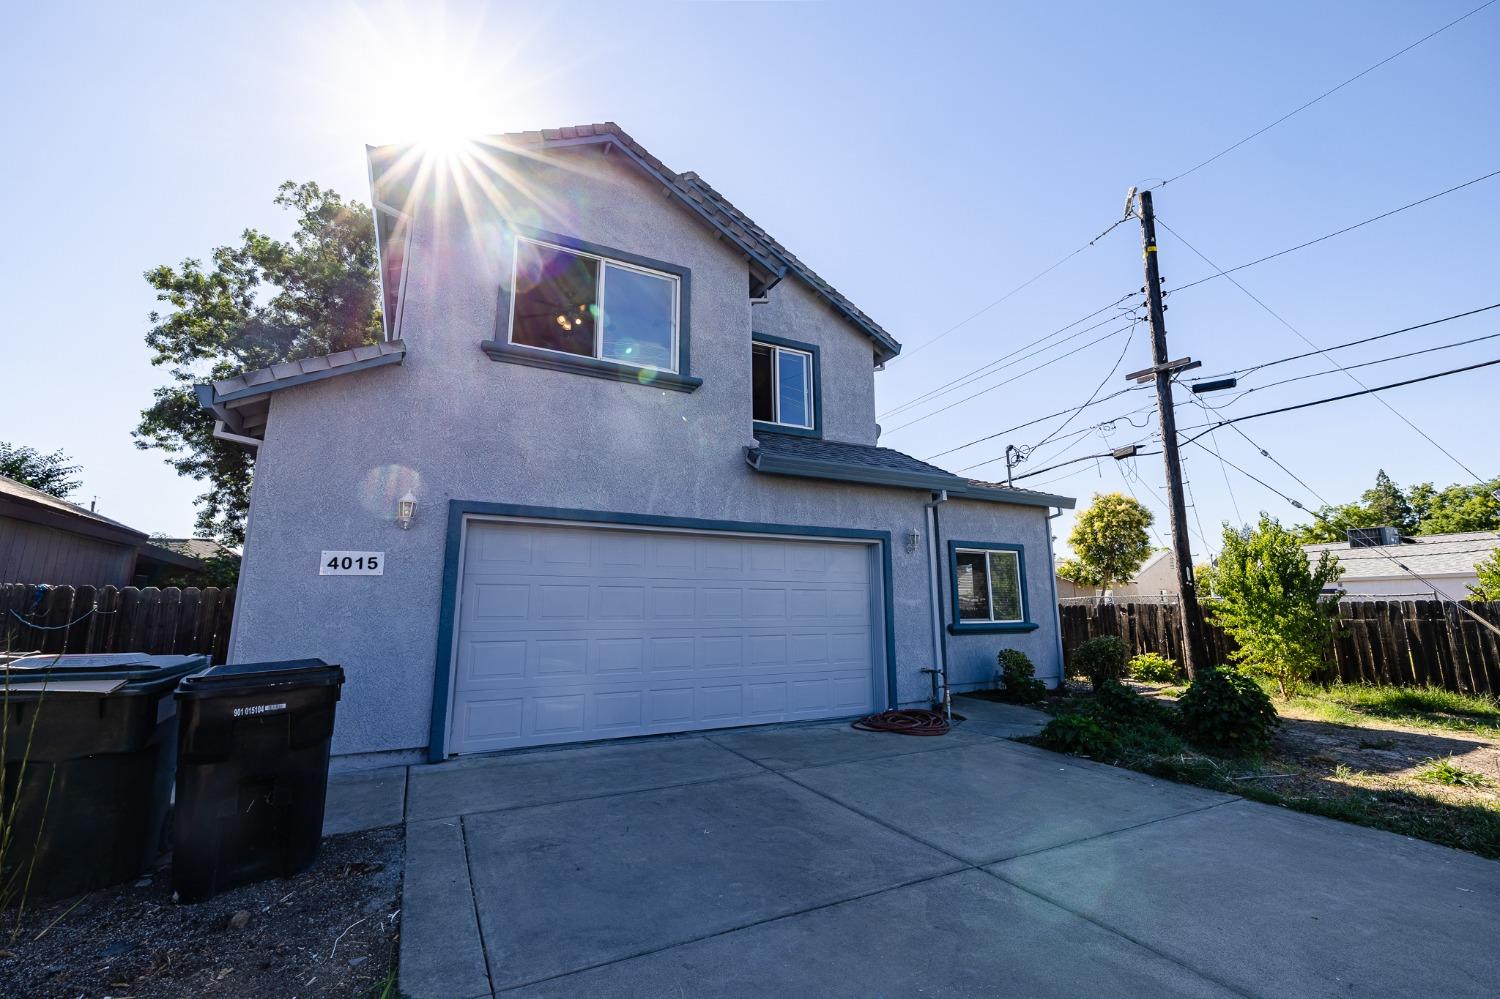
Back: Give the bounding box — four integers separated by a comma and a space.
320, 551, 384, 576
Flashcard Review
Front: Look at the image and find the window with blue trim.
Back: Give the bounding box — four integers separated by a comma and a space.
954, 546, 1025, 623
752, 340, 814, 430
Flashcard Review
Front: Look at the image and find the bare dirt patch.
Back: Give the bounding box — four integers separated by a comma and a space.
1, 826, 402, 998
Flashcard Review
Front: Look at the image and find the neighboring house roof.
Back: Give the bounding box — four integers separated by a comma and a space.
1305, 531, 1500, 580
0, 473, 147, 546
148, 538, 236, 562
195, 340, 407, 445
366, 122, 901, 363
747, 434, 1074, 510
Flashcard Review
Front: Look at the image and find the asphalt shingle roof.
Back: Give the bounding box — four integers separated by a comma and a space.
1305, 531, 1500, 578
0, 474, 146, 538
753, 433, 954, 478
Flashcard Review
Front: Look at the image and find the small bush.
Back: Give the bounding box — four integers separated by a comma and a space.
1128, 652, 1181, 684
1092, 680, 1180, 731
1178, 667, 1279, 756
1036, 714, 1120, 758
996, 648, 1046, 704
1071, 636, 1129, 690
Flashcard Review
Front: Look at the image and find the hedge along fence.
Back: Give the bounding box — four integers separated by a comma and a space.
1, 583, 236, 664
1059, 598, 1500, 695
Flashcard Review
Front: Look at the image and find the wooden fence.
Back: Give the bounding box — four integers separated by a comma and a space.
1059, 598, 1500, 695
1, 583, 236, 663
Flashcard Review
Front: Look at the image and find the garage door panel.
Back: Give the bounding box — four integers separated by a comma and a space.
452, 522, 881, 753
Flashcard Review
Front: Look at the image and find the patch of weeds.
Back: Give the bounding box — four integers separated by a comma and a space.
1417, 756, 1489, 788
1289, 683, 1500, 737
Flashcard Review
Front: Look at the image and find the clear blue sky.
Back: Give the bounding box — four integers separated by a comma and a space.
3, 1, 1496, 558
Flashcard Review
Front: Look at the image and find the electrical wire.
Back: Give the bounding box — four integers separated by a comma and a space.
1213, 330, 1500, 406
1155, 215, 1488, 484
924, 383, 1150, 461
1185, 303, 1500, 383
880, 295, 1138, 420
1176, 355, 1500, 446
1158, 0, 1499, 188
1164, 169, 1500, 296
898, 215, 1136, 358
1030, 320, 1140, 453
882, 323, 1135, 435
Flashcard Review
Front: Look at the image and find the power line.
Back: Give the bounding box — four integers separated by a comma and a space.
1186, 303, 1500, 383
880, 293, 1137, 419
1159, 0, 1499, 188
1030, 320, 1140, 453
1178, 355, 1500, 446
1154, 215, 1487, 484
882, 323, 1135, 435
924, 383, 1150, 461
899, 215, 1135, 358
1215, 329, 1500, 406
1165, 169, 1500, 295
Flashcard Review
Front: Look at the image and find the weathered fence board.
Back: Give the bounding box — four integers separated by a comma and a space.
1, 583, 236, 663
1059, 598, 1500, 694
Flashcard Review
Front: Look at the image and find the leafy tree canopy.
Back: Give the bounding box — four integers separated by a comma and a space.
0, 442, 82, 499
134, 182, 382, 544
1063, 493, 1155, 593
1297, 469, 1499, 542
1208, 515, 1343, 698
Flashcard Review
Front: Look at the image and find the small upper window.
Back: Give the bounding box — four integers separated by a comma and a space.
955, 547, 1025, 623
510, 236, 679, 372
752, 341, 813, 429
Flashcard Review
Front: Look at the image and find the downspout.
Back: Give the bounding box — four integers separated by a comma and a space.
924, 490, 951, 719
1043, 506, 1066, 688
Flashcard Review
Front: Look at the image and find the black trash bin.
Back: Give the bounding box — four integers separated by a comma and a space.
0, 653, 209, 905
171, 658, 344, 903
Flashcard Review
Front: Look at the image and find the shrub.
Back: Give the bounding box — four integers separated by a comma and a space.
1092, 680, 1179, 731
996, 648, 1046, 704
1071, 636, 1129, 690
1036, 714, 1120, 758
1178, 667, 1279, 756
1128, 652, 1181, 684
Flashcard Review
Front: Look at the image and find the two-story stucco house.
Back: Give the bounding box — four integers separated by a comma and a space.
197, 123, 1074, 766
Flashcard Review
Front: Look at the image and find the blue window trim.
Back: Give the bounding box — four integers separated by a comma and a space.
751, 332, 822, 439
485, 226, 699, 393
945, 540, 1038, 635
429, 500, 896, 762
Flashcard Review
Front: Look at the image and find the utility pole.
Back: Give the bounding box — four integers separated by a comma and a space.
1128, 189, 1210, 677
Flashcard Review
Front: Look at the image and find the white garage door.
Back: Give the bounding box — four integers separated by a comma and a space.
449, 520, 881, 754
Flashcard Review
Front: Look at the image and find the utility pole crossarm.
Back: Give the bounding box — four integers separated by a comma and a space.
1131, 189, 1211, 678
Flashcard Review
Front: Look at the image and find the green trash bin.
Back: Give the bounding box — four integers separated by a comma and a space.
1, 653, 209, 905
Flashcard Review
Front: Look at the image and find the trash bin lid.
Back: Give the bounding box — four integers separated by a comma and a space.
1, 653, 209, 694
176, 658, 343, 697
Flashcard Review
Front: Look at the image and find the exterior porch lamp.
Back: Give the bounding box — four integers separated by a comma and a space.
905, 527, 921, 554
396, 492, 418, 530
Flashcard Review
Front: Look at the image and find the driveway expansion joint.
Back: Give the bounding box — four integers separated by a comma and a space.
459, 815, 497, 997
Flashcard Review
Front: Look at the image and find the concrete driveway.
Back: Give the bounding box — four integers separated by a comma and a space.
363, 699, 1500, 998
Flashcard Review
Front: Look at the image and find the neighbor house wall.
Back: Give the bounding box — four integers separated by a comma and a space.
229, 143, 1065, 758
0, 514, 139, 586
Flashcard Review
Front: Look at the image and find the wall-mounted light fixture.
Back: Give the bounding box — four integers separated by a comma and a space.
905, 527, 921, 554
396, 492, 418, 530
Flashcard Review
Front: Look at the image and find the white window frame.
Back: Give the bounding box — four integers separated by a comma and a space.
955, 547, 1025, 624
754, 341, 814, 430
507, 235, 681, 374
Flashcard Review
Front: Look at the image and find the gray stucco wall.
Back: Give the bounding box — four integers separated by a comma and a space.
230, 144, 1065, 759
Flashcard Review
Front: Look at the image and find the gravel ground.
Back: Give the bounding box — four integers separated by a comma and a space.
0, 826, 403, 999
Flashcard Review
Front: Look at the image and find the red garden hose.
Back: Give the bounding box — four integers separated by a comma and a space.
851, 709, 951, 736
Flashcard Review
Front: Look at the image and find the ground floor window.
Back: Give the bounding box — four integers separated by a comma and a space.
951, 543, 1026, 625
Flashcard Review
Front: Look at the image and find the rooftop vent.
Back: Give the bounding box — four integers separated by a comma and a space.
1347, 526, 1400, 549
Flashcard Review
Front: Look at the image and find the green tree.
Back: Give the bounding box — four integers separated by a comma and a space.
1193, 560, 1216, 597
1469, 551, 1500, 603
134, 182, 382, 544
1063, 493, 1155, 594
1410, 478, 1500, 535
1362, 469, 1416, 533
1297, 469, 1417, 542
0, 442, 81, 499
1207, 515, 1344, 698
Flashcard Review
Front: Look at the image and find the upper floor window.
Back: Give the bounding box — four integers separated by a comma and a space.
510, 235, 680, 373
949, 542, 1031, 632
752, 339, 815, 431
